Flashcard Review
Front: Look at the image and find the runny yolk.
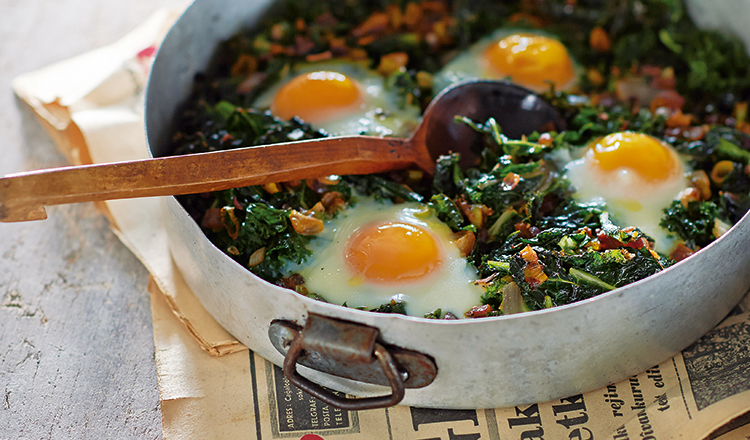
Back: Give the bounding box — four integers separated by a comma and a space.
589, 132, 682, 182
483, 34, 575, 91
345, 222, 442, 284
271, 71, 363, 124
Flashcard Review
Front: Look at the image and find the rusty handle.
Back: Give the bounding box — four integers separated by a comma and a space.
283, 336, 406, 411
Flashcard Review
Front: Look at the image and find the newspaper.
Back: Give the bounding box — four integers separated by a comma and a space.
151, 278, 750, 440
11, 7, 750, 439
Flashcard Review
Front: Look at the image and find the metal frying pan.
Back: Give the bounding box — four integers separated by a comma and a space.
145, 0, 750, 409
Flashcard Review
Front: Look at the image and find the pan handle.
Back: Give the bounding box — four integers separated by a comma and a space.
283, 335, 405, 410
270, 313, 437, 410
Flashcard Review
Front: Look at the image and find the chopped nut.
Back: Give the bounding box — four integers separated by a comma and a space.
456, 197, 489, 227
276, 273, 305, 290
317, 175, 341, 186
520, 244, 547, 289
589, 26, 611, 52
352, 12, 389, 38
666, 109, 693, 128
283, 179, 302, 190
711, 160, 735, 185
347, 48, 369, 61
220, 133, 235, 145
270, 22, 289, 41
306, 51, 333, 62
683, 125, 706, 141
386, 4, 402, 29
453, 230, 476, 257
587, 68, 605, 87
464, 304, 492, 318
678, 187, 701, 207
520, 244, 539, 263
432, 20, 450, 45
650, 90, 685, 113
263, 182, 281, 194
230, 54, 257, 78
652, 67, 676, 89
669, 244, 694, 262
524, 262, 548, 290
403, 3, 422, 27
377, 52, 409, 76
268, 43, 287, 56
321, 191, 347, 214
306, 178, 327, 194
247, 247, 265, 267
537, 133, 554, 146
327, 199, 347, 214
295, 18, 306, 32
357, 35, 377, 46
290, 210, 324, 235
514, 222, 533, 239
305, 202, 325, 217
328, 37, 348, 54
501, 172, 521, 191
689, 170, 711, 200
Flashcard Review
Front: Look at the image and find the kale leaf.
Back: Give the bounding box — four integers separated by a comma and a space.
207, 203, 313, 282
428, 194, 464, 231
660, 200, 720, 248
369, 300, 407, 315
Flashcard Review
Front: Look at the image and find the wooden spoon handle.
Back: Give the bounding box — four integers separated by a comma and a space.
0, 136, 414, 222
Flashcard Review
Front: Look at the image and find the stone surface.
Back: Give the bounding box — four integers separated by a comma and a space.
0, 0, 187, 438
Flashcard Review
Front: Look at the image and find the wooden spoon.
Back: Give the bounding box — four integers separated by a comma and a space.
0, 81, 563, 222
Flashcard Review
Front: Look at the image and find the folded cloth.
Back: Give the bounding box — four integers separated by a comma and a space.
12, 6, 246, 357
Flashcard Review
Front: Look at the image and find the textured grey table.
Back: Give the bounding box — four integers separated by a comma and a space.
0, 0, 186, 438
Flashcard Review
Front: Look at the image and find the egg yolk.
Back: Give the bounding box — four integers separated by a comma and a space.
589, 132, 682, 182
271, 71, 363, 124
345, 222, 443, 284
483, 34, 575, 90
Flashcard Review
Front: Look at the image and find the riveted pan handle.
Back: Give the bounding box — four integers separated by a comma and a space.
283, 335, 405, 410
269, 313, 437, 410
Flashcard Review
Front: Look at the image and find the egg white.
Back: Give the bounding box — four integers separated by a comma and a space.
254, 61, 420, 137
288, 197, 485, 318
433, 29, 580, 94
563, 144, 691, 254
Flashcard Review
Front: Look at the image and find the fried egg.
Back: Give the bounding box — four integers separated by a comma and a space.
291, 197, 485, 318
563, 132, 691, 253
433, 30, 578, 93
254, 61, 420, 136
